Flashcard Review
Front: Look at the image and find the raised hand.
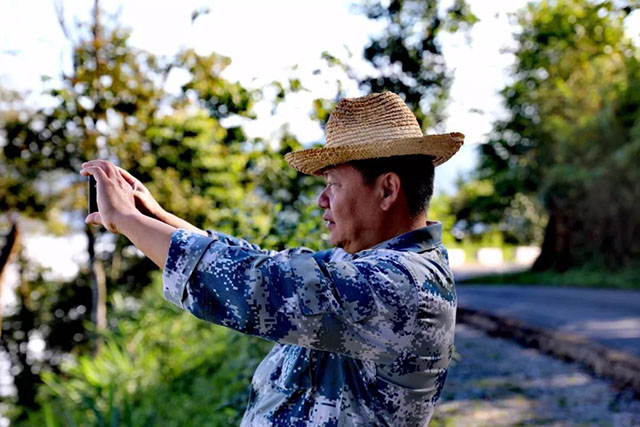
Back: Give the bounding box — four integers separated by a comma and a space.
80, 160, 139, 234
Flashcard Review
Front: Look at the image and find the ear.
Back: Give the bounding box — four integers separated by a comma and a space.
378, 172, 401, 212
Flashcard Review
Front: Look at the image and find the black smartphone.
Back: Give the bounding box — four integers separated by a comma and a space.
88, 175, 98, 214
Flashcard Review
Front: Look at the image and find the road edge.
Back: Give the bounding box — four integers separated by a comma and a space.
456, 306, 640, 398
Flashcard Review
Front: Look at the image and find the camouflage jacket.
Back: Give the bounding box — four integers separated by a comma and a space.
163, 222, 456, 426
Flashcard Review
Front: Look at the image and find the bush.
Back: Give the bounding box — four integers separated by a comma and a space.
23, 273, 272, 426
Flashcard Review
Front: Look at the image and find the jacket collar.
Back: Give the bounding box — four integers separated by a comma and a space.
369, 221, 442, 253
329, 221, 443, 262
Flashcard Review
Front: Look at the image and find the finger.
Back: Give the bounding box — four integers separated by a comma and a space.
81, 165, 110, 183
81, 160, 116, 177
85, 212, 103, 226
82, 159, 112, 168
117, 167, 138, 186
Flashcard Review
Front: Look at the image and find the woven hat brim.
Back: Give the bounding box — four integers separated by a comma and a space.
285, 132, 464, 175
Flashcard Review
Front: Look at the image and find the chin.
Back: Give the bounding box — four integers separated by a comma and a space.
331, 235, 345, 250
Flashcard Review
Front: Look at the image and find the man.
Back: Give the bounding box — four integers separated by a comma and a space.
81, 92, 463, 426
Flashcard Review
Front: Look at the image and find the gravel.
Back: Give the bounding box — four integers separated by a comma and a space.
432, 324, 640, 427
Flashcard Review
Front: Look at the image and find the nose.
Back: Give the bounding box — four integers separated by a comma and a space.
317, 186, 330, 209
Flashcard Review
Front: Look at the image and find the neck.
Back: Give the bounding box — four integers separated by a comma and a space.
344, 211, 427, 254
348, 213, 424, 253
380, 214, 426, 242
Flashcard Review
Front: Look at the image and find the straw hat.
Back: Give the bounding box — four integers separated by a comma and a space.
285, 92, 464, 175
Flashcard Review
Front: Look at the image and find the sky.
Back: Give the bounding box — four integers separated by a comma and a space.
1, 0, 639, 289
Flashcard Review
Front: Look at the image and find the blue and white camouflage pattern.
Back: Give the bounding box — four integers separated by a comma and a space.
163, 221, 456, 426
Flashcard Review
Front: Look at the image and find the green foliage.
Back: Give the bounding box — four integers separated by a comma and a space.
469, 0, 640, 270
0, 4, 325, 419
448, 179, 547, 246
428, 194, 458, 246
249, 132, 327, 251
0, 244, 96, 413
122, 109, 268, 237
314, 0, 476, 132
176, 49, 256, 120
310, 97, 336, 129
355, 0, 477, 130
462, 263, 640, 290
21, 274, 272, 426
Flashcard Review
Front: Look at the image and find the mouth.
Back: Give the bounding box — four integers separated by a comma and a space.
322, 216, 335, 229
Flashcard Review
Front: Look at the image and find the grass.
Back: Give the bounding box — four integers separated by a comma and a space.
461, 265, 640, 290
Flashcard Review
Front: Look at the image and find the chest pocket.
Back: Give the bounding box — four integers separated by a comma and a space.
271, 345, 312, 393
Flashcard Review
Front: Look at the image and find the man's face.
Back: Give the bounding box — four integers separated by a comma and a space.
317, 164, 381, 253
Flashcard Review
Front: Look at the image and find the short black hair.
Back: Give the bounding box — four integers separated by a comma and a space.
349, 155, 435, 218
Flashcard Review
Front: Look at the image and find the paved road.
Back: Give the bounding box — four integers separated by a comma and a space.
456, 285, 640, 357
434, 324, 640, 426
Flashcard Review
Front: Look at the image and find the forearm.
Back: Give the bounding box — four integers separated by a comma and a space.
156, 210, 207, 236
119, 212, 177, 269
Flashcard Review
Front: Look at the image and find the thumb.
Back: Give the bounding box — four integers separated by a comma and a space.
85, 212, 103, 226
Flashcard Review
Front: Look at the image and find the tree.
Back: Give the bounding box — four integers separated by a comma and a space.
354, 0, 477, 131
0, 2, 282, 416
472, 0, 640, 271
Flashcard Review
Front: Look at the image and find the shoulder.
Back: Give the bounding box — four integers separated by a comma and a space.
346, 249, 420, 307
356, 245, 455, 300
403, 246, 456, 304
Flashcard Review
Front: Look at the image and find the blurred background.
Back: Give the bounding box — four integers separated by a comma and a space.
1, 0, 639, 425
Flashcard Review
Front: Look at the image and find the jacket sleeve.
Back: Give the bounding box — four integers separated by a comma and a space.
204, 229, 279, 256
163, 229, 418, 363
